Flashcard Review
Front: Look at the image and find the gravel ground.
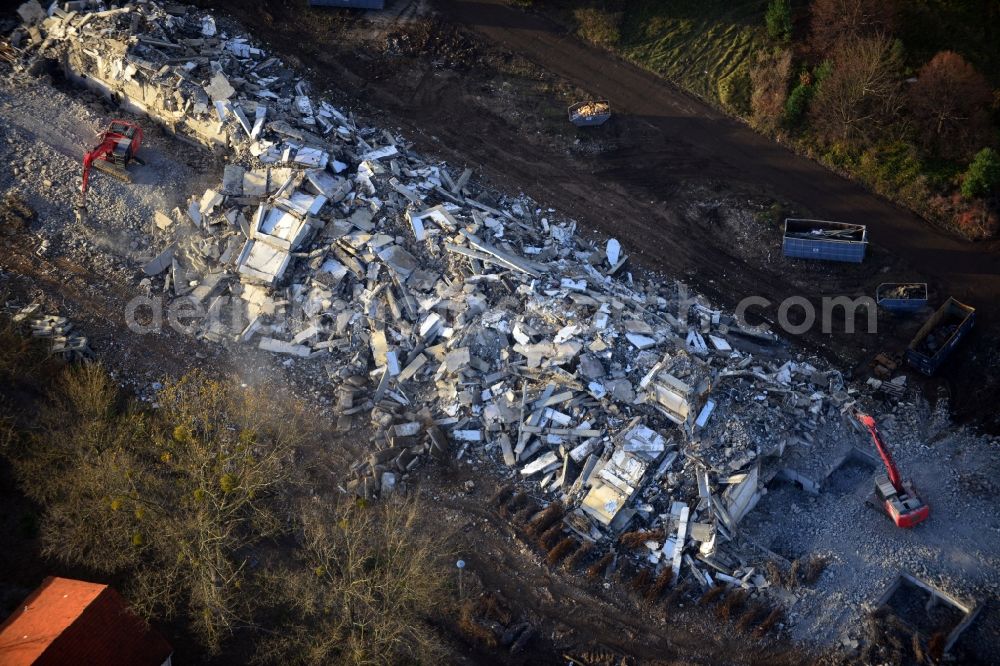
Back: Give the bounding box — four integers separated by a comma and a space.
742, 392, 1000, 650
0, 73, 218, 286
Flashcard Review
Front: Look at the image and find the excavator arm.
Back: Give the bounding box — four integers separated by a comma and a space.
856, 413, 903, 494
853, 411, 928, 528
81, 140, 115, 194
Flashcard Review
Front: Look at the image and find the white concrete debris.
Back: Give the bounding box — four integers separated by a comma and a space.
606, 238, 620, 265
13, 0, 929, 602
12, 303, 91, 360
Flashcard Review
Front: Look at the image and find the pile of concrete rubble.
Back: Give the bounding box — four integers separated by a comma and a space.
14, 0, 896, 592
11, 303, 92, 360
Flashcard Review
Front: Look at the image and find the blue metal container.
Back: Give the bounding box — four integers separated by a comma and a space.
905, 297, 975, 375
876, 283, 928, 313
568, 100, 611, 127
308, 0, 385, 8
783, 218, 868, 263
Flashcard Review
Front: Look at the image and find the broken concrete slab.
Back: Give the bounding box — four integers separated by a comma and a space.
143, 242, 176, 276
258, 336, 310, 357
204, 71, 235, 101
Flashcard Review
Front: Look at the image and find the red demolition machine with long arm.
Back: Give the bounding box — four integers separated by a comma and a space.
854, 411, 929, 528
76, 120, 143, 219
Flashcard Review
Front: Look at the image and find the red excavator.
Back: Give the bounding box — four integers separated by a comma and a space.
854, 411, 929, 528
76, 120, 143, 220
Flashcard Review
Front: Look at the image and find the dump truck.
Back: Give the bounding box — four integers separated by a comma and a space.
568, 100, 611, 127
876, 283, 928, 313
782, 218, 868, 263
905, 297, 975, 375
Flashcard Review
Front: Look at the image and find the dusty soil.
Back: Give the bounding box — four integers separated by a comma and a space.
183, 0, 1000, 434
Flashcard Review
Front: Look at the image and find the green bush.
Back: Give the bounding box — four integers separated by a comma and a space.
856, 141, 929, 209
860, 141, 922, 186
783, 82, 812, 127
765, 0, 791, 43
813, 60, 832, 83
822, 142, 860, 171
962, 148, 1000, 199
718, 66, 752, 116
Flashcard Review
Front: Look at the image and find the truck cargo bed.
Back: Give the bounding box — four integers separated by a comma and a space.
906, 298, 975, 375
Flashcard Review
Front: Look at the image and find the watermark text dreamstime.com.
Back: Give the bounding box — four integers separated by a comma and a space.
734, 295, 877, 335
124, 289, 878, 339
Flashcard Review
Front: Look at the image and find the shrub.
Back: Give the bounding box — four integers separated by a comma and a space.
755, 607, 784, 637
765, 0, 792, 43
928, 192, 999, 239
619, 529, 664, 550
631, 567, 652, 593
526, 501, 564, 536
586, 552, 614, 580
564, 541, 594, 570
783, 82, 813, 127
750, 48, 792, 131
801, 554, 830, 585
573, 8, 622, 48
962, 147, 1000, 199
718, 65, 752, 116
856, 140, 929, 208
717, 588, 748, 621
539, 522, 563, 549
645, 568, 673, 602
698, 584, 725, 605
736, 604, 763, 632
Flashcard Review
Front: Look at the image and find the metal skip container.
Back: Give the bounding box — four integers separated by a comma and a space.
783, 218, 868, 263
568, 100, 611, 127
876, 282, 928, 313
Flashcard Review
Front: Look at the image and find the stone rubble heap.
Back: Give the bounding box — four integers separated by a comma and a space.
11, 302, 92, 360
14, 0, 902, 594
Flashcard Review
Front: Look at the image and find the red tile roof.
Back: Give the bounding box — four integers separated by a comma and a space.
0, 577, 173, 666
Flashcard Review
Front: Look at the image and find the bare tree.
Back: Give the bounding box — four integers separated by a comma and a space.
750, 48, 793, 131
135, 372, 306, 649
810, 0, 896, 53
18, 365, 149, 573
17, 367, 307, 652
253, 497, 451, 666
809, 34, 905, 146
908, 51, 994, 160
